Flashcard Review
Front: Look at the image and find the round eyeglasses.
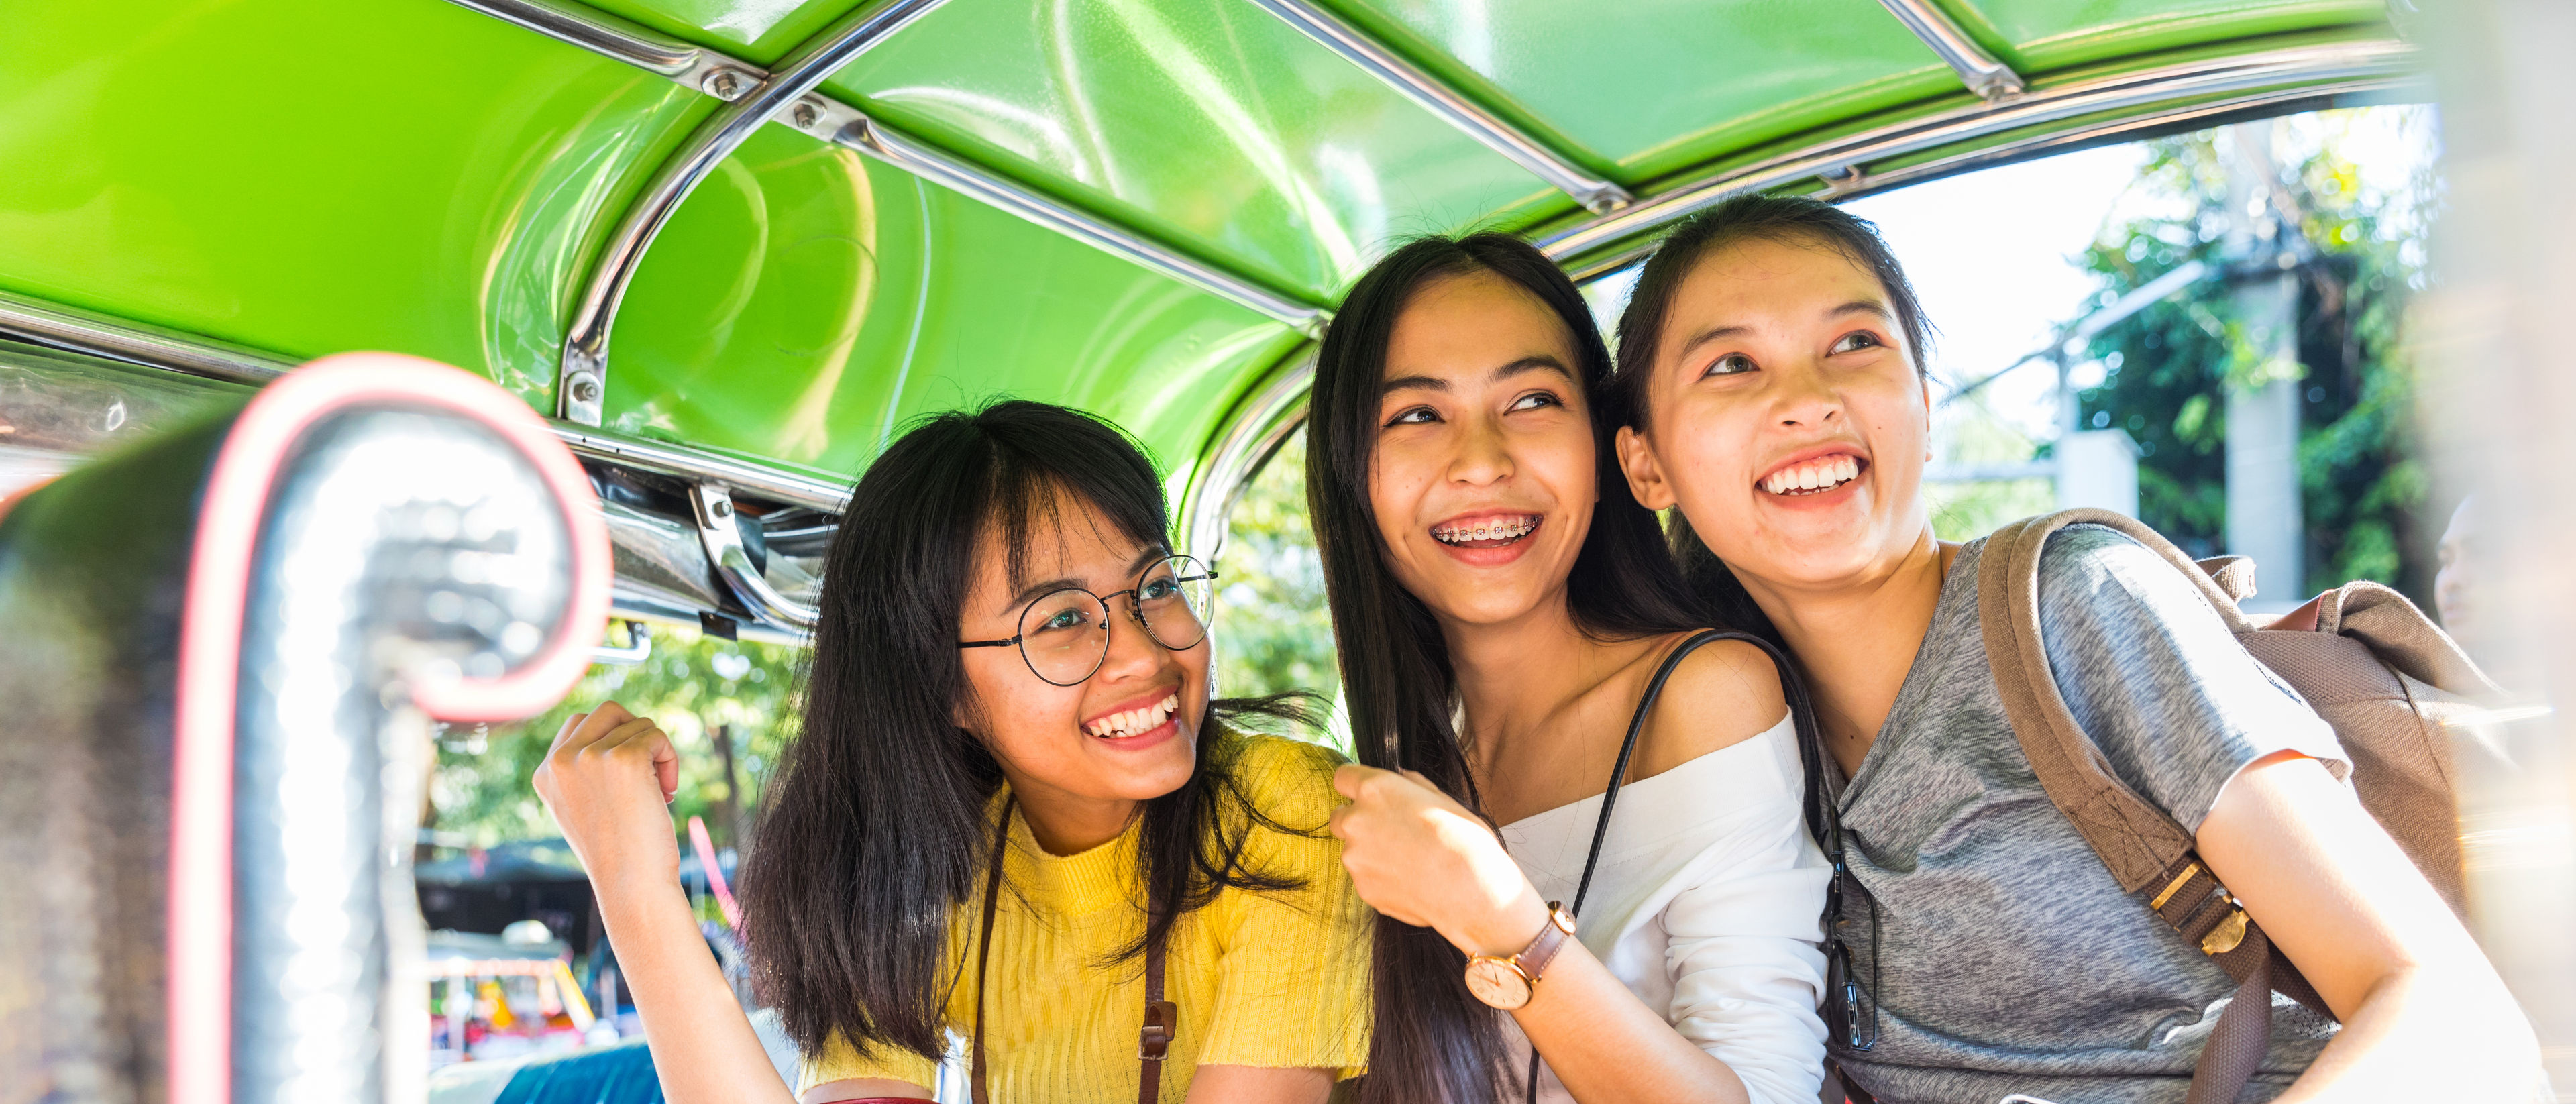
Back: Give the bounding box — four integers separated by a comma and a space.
957, 555, 1218, 686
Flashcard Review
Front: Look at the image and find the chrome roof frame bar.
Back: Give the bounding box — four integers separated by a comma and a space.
543, 0, 951, 426
439, 0, 748, 96
1178, 347, 1316, 565
446, 0, 1328, 430
0, 286, 857, 515
1537, 38, 2420, 264
0, 292, 292, 386
800, 106, 1330, 333
1876, 0, 2025, 101
0, 288, 847, 639
1186, 41, 2422, 548
1241, 0, 1633, 214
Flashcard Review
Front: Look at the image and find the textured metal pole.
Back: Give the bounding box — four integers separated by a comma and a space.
2220, 120, 2305, 611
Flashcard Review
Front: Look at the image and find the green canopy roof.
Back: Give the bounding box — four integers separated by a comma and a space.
0, 0, 2416, 534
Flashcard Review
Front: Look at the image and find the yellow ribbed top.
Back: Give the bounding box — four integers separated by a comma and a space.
796, 732, 1371, 1101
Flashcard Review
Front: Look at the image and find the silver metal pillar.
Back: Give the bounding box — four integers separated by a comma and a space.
2220, 120, 2305, 610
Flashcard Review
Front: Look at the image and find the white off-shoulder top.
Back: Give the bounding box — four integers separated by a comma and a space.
1497, 714, 1831, 1104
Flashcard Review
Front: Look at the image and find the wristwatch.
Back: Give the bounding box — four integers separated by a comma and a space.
1462, 902, 1576, 1010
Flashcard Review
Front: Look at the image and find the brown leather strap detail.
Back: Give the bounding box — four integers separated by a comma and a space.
972, 795, 1175, 1104
1976, 510, 2214, 893
1976, 511, 2339, 1095
1139, 932, 1173, 1104
1517, 903, 1573, 983
971, 798, 1013, 1104
2184, 927, 2276, 1104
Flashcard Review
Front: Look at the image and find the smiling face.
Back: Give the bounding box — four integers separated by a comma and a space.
955, 489, 1207, 817
1616, 235, 1933, 592
1368, 268, 1597, 630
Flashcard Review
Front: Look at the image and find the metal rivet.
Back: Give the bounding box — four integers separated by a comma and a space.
793, 101, 818, 128
572, 378, 601, 403
710, 498, 733, 519
703, 69, 743, 99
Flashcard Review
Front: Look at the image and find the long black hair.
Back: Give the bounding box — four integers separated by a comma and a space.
1606, 194, 1934, 642
739, 400, 1303, 1065
1305, 233, 1707, 1103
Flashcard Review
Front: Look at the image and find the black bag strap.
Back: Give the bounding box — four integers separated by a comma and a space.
1525, 628, 1839, 1103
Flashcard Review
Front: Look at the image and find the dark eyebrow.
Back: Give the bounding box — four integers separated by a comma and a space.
1381, 355, 1573, 397
1673, 303, 1891, 363
1001, 544, 1170, 613
1492, 355, 1573, 383
1381, 374, 1446, 396
1674, 324, 1751, 362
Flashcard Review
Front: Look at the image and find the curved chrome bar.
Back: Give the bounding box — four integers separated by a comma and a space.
1178, 349, 1316, 563
1538, 39, 2420, 263
1876, 0, 2024, 101
688, 482, 820, 631
1241, 0, 1632, 215
553, 423, 852, 513
555, 0, 951, 425
1828, 76, 2417, 201
591, 619, 653, 664
454, 0, 1332, 346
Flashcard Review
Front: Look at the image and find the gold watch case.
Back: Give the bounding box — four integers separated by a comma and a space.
1463, 956, 1535, 1009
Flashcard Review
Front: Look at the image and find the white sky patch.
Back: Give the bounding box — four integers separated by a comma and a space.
1845, 143, 2147, 442
1843, 105, 2440, 447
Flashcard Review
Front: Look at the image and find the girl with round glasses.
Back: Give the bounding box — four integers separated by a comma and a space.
533, 400, 1371, 1103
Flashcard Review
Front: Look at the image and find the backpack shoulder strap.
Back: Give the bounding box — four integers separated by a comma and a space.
1976, 511, 2309, 987
1978, 511, 2337, 1104
1976, 509, 2211, 893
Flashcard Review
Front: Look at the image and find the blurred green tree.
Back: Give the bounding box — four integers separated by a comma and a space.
1211, 431, 1341, 708
2072, 111, 2436, 602
426, 622, 804, 851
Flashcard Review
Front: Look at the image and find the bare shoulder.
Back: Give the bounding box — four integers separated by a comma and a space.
1633, 632, 1790, 775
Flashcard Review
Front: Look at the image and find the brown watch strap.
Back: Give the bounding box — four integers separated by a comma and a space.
1515, 902, 1574, 985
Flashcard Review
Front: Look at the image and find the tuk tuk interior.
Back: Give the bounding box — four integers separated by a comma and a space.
0, 0, 2442, 1100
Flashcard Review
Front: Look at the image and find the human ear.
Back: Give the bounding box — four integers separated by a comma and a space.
1919, 378, 1935, 462
1615, 425, 1678, 512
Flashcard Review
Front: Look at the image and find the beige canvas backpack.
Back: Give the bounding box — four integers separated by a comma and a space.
1978, 509, 2499, 1104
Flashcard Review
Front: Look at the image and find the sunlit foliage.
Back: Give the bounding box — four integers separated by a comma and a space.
427, 623, 804, 850
1210, 431, 1340, 706
2072, 109, 2438, 599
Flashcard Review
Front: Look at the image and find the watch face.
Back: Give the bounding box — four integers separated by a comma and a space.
1463, 958, 1532, 1010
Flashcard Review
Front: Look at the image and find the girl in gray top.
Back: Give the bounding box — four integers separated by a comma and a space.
1600, 193, 2534, 1103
